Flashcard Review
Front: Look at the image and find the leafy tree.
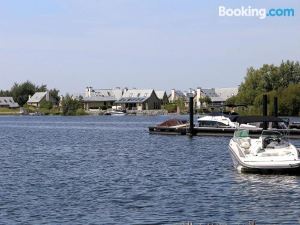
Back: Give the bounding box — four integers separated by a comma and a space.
278, 84, 300, 116
61, 94, 83, 116
232, 60, 300, 116
10, 81, 47, 106
164, 103, 177, 113
40, 100, 53, 110
0, 90, 11, 97
199, 97, 205, 107
49, 88, 60, 104
203, 96, 212, 105
0, 81, 61, 107
175, 98, 186, 112
225, 95, 237, 106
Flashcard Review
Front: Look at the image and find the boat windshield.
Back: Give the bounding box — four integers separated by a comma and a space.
234, 129, 249, 138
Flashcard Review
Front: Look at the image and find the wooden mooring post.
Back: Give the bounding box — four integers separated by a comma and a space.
188, 95, 194, 136
273, 96, 278, 117
263, 94, 268, 130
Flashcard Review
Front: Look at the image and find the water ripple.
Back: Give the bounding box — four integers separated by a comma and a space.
0, 116, 299, 224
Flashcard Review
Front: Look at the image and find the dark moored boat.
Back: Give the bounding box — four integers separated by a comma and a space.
157, 119, 188, 129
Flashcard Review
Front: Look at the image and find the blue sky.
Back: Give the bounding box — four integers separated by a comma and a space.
0, 0, 299, 94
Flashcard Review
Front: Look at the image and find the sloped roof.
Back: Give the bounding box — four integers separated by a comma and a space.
90, 88, 123, 99
202, 88, 218, 97
0, 97, 19, 108
83, 88, 123, 102
201, 87, 238, 102
115, 97, 149, 104
174, 90, 186, 98
82, 96, 117, 102
215, 88, 238, 99
122, 89, 154, 98
27, 92, 47, 103
115, 89, 155, 103
211, 96, 226, 102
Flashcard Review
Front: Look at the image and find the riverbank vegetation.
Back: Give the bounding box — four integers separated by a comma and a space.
163, 99, 186, 113
60, 95, 86, 116
0, 108, 20, 115
226, 60, 300, 116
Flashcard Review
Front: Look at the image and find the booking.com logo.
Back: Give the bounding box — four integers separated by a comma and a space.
219, 6, 295, 19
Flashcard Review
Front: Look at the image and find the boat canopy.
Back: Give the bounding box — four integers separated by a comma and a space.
261, 130, 283, 137
233, 116, 283, 124
224, 104, 248, 108
208, 112, 227, 116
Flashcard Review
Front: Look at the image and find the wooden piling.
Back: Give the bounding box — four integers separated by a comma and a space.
263, 94, 268, 130
273, 96, 278, 117
189, 96, 194, 136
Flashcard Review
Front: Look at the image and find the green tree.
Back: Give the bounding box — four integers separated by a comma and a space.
225, 95, 237, 105
233, 60, 300, 116
203, 96, 212, 105
279, 84, 300, 116
175, 98, 186, 113
164, 103, 177, 113
0, 90, 11, 97
199, 96, 205, 107
10, 81, 47, 106
40, 100, 53, 110
49, 88, 60, 105
61, 94, 84, 116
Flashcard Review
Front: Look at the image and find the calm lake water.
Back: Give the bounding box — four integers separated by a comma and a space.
0, 115, 300, 225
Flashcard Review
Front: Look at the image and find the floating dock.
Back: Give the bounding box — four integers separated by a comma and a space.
149, 95, 300, 139
148, 126, 300, 139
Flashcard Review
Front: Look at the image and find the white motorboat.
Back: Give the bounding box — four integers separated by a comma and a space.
228, 116, 300, 174
110, 110, 126, 116
198, 113, 237, 128
197, 113, 256, 129
104, 109, 127, 116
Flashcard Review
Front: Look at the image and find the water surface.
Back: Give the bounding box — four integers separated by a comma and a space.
0, 115, 300, 225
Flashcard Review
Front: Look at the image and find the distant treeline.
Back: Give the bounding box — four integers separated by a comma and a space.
227, 60, 300, 116
0, 81, 60, 106
0, 81, 85, 116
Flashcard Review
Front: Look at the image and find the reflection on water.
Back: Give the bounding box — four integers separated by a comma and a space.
0, 115, 299, 225
236, 173, 300, 189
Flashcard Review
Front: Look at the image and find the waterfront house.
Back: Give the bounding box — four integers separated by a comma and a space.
155, 91, 169, 105
0, 97, 19, 108
27, 91, 57, 107
82, 87, 123, 110
169, 89, 187, 103
169, 87, 238, 110
215, 88, 238, 101
115, 89, 161, 110
200, 87, 238, 108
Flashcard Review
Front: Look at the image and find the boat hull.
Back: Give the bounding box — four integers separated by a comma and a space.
111, 113, 126, 116
229, 145, 300, 175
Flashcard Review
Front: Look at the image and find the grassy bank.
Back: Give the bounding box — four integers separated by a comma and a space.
0, 108, 20, 115
0, 107, 87, 116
